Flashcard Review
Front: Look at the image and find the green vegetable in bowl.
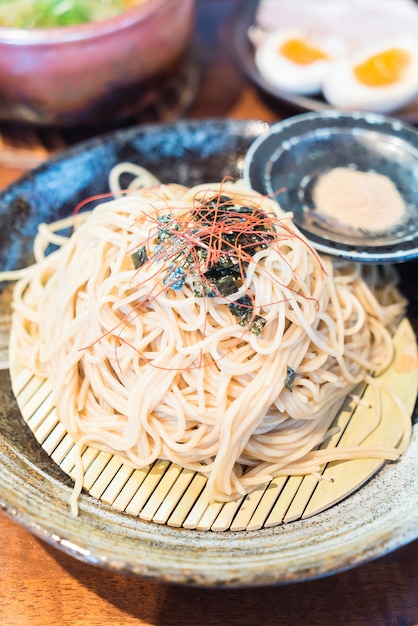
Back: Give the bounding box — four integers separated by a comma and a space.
0, 0, 147, 28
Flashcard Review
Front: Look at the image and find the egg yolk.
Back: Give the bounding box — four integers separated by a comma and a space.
354, 48, 411, 87
279, 38, 329, 65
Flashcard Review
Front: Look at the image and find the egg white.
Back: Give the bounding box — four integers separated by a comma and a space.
322, 37, 418, 113
254, 29, 345, 96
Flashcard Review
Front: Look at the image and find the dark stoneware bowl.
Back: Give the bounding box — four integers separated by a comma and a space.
0, 0, 195, 126
0, 119, 417, 586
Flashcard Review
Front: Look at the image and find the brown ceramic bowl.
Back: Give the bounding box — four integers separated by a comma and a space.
0, 0, 196, 126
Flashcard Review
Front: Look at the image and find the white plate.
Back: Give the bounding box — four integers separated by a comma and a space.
230, 0, 418, 125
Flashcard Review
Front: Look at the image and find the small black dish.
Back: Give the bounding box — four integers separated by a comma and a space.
244, 110, 418, 263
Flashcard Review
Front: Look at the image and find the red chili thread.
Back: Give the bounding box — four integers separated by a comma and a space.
79, 185, 324, 372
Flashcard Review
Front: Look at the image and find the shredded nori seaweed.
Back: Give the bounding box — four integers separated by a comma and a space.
131, 246, 148, 270
285, 366, 297, 391
130, 195, 274, 333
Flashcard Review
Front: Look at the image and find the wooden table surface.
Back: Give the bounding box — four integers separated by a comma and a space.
1, 2, 418, 625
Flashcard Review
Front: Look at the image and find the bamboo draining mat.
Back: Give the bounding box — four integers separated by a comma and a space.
9, 318, 417, 532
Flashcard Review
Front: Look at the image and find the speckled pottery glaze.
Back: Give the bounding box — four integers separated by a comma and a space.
0, 119, 417, 587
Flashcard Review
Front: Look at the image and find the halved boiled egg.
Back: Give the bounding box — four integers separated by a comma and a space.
254, 29, 345, 95
322, 37, 418, 113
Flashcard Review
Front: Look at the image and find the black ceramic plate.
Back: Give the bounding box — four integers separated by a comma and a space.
230, 0, 418, 124
0, 119, 417, 588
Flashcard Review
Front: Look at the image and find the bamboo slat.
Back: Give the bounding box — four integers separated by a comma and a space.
9, 318, 418, 532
